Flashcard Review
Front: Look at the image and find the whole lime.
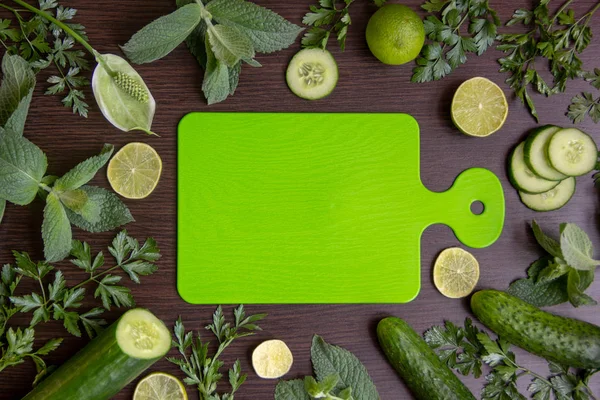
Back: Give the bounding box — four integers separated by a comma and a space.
366, 4, 425, 65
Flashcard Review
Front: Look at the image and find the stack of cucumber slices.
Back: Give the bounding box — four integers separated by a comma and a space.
509, 125, 598, 211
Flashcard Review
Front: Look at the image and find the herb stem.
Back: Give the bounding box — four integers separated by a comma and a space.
584, 383, 599, 400
71, 264, 122, 290
10, 0, 96, 55
0, 3, 18, 13
38, 183, 52, 192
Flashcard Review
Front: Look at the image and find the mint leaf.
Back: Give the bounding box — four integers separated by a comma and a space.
207, 24, 255, 67
53, 144, 114, 191
183, 19, 207, 69
507, 277, 568, 307
536, 261, 569, 284
275, 379, 311, 400
42, 192, 72, 262
0, 54, 36, 131
228, 62, 241, 96
566, 268, 597, 307
531, 220, 562, 258
310, 335, 379, 399
0, 199, 5, 225
206, 0, 302, 53
121, 4, 203, 64
65, 186, 133, 232
203, 35, 231, 105
560, 223, 599, 271
58, 188, 88, 213
0, 134, 47, 205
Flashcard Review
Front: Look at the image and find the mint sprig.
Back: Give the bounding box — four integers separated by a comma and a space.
276, 335, 379, 400
121, 0, 302, 105
508, 221, 599, 308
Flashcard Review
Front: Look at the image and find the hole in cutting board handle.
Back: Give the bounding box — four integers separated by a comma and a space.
471, 201, 485, 215
470, 200, 485, 215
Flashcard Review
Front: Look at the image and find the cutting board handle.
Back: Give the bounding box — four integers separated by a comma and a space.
424, 168, 505, 248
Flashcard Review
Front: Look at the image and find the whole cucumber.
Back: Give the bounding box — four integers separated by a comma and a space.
471, 289, 600, 369
377, 316, 476, 400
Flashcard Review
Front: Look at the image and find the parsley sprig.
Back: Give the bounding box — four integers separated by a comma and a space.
568, 68, 600, 123
426, 319, 600, 399
168, 305, 266, 400
0, 0, 90, 116
302, 0, 385, 51
498, 0, 600, 122
0, 231, 160, 385
412, 0, 499, 82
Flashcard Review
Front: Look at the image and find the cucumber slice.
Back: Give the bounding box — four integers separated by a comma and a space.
286, 48, 338, 100
524, 125, 567, 181
548, 128, 598, 176
519, 177, 575, 212
23, 308, 170, 400
508, 142, 560, 194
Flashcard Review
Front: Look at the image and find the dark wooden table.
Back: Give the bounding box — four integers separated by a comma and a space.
2, 0, 600, 398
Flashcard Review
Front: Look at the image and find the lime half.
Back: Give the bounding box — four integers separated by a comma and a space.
134, 372, 187, 400
252, 339, 293, 379
433, 247, 480, 298
451, 77, 508, 137
107, 142, 162, 199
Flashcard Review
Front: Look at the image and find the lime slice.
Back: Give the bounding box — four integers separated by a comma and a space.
134, 372, 187, 400
252, 339, 293, 379
107, 142, 162, 199
433, 247, 480, 299
451, 77, 508, 137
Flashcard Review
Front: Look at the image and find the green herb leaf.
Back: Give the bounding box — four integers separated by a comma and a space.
310, 335, 379, 399
121, 4, 203, 64
0, 54, 36, 131
42, 192, 72, 262
567, 92, 600, 124
0, 200, 5, 225
121, 260, 158, 284
560, 223, 599, 271
65, 186, 133, 233
206, 0, 303, 53
566, 268, 597, 307
94, 274, 134, 310
53, 144, 114, 192
0, 134, 47, 205
507, 257, 569, 307
207, 24, 255, 67
202, 35, 231, 105
79, 307, 106, 338
531, 220, 562, 258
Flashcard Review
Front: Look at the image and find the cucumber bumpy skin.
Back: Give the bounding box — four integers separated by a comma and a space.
471, 290, 600, 369
377, 317, 476, 400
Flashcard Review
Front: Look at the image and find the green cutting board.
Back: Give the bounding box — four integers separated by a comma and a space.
177, 113, 504, 304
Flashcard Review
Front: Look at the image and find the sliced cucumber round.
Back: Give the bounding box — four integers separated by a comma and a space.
116, 308, 171, 359
286, 48, 338, 100
524, 125, 567, 181
519, 177, 575, 212
548, 128, 598, 176
508, 142, 560, 194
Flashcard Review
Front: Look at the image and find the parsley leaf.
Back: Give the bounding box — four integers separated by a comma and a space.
412, 0, 499, 82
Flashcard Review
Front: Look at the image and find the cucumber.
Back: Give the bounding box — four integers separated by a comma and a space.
519, 176, 575, 212
377, 317, 476, 400
508, 142, 559, 193
471, 290, 600, 369
524, 125, 567, 181
548, 128, 598, 176
22, 308, 171, 400
286, 48, 338, 100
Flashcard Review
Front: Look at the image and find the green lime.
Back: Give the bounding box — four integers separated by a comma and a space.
433, 247, 480, 299
107, 142, 162, 199
134, 372, 187, 400
366, 4, 425, 65
451, 77, 508, 137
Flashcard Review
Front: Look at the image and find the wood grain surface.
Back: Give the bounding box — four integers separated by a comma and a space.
1, 0, 600, 399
